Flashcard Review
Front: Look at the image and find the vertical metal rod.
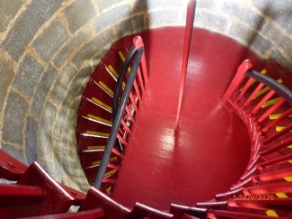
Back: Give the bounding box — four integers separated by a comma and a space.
175, 0, 196, 129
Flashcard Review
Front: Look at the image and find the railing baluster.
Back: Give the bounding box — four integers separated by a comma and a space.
125, 106, 136, 124
260, 137, 292, 156
241, 83, 265, 109
260, 108, 292, 133
137, 67, 145, 95
133, 79, 142, 101
248, 89, 276, 116
236, 77, 254, 101
221, 60, 253, 104
94, 46, 144, 189
256, 97, 286, 124
262, 123, 292, 145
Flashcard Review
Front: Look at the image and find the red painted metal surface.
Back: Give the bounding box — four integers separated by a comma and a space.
221, 60, 252, 104
22, 209, 105, 219
111, 27, 265, 210
0, 149, 27, 180
175, 0, 196, 129
208, 210, 287, 219
3, 24, 292, 218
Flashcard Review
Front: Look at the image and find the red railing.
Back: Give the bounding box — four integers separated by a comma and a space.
76, 36, 148, 193
198, 60, 292, 218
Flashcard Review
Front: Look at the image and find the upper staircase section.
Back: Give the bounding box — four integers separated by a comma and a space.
76, 36, 148, 194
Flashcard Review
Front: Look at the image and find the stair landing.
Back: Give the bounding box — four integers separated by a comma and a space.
113, 27, 266, 210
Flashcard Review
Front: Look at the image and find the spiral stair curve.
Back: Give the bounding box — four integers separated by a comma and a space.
1, 4, 292, 219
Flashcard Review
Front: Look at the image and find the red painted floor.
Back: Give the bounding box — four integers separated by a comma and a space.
112, 27, 266, 210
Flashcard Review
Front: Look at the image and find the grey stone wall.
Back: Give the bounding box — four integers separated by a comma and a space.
0, 0, 291, 190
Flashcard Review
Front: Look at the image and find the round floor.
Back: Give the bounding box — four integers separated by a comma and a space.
109, 27, 266, 210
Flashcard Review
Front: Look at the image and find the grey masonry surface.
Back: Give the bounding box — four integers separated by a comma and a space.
13, 53, 44, 97
53, 66, 91, 138
25, 117, 39, 165
30, 64, 58, 117
2, 90, 29, 144
72, 28, 117, 69
33, 18, 69, 62
2, 143, 26, 164
95, 0, 121, 11
62, 0, 96, 34
133, 0, 183, 12
51, 64, 77, 104
53, 27, 92, 68
0, 0, 26, 33
0, 58, 15, 111
38, 101, 57, 161
1, 0, 68, 61
94, 3, 131, 33
252, 0, 292, 35
115, 14, 145, 38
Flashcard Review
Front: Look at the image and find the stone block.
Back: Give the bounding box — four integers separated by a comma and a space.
1, 0, 67, 61
53, 67, 91, 138
30, 65, 57, 117
55, 67, 90, 141
147, 10, 179, 27
0, 0, 26, 33
72, 29, 116, 69
25, 117, 39, 165
61, 109, 76, 146
222, 2, 264, 30
13, 53, 44, 97
2, 90, 28, 144
95, 0, 121, 12
196, 11, 228, 33
0, 57, 15, 111
68, 66, 92, 94
50, 64, 77, 103
63, 0, 96, 34
39, 159, 56, 179
53, 27, 92, 67
133, 0, 183, 12
115, 14, 145, 38
264, 23, 292, 59
196, 0, 219, 11
251, 34, 272, 55
229, 21, 256, 45
53, 107, 67, 139
94, 3, 131, 33
62, 150, 71, 174
38, 101, 56, 160
252, 0, 292, 34
270, 49, 291, 70
2, 143, 27, 164
33, 18, 69, 62
52, 140, 64, 182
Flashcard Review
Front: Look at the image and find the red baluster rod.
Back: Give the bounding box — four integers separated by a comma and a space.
175, 0, 196, 129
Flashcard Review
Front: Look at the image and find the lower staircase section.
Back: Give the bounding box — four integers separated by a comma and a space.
1, 146, 292, 218
1, 60, 292, 218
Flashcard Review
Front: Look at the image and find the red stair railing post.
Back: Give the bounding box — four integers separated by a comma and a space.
175, 0, 196, 129
134, 36, 148, 83
221, 59, 253, 104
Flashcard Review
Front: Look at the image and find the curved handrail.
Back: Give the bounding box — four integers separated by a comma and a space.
94, 46, 145, 189
245, 70, 292, 106
112, 44, 137, 152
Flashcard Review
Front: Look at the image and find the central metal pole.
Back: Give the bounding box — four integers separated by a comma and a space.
175, 0, 196, 129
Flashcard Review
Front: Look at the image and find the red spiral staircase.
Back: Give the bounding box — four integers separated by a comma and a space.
2, 2, 292, 218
